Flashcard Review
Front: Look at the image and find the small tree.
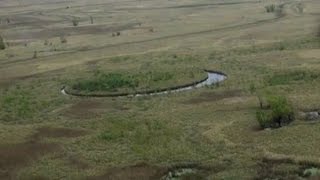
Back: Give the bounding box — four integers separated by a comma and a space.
60, 36, 67, 43
256, 110, 272, 129
90, 16, 94, 24
0, 35, 5, 50
33, 51, 37, 59
268, 96, 294, 127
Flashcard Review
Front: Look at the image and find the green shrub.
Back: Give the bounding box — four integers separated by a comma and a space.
0, 35, 5, 50
256, 110, 273, 128
265, 4, 276, 13
256, 96, 294, 128
268, 96, 294, 126
265, 4, 284, 17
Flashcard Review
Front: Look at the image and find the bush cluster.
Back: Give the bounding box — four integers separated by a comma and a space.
256, 95, 294, 128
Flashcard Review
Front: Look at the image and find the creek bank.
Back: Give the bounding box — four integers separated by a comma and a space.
61, 70, 227, 97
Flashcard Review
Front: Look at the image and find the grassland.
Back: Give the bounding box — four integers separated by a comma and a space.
1, 0, 320, 179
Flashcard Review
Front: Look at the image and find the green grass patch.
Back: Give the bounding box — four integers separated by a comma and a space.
72, 72, 139, 92
0, 88, 50, 123
70, 67, 205, 93
267, 71, 320, 86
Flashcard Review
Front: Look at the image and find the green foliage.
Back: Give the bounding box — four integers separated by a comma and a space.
256, 110, 272, 129
268, 71, 320, 86
268, 96, 294, 125
256, 95, 294, 128
265, 4, 284, 17
0, 35, 5, 50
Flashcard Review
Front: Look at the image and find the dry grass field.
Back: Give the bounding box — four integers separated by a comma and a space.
1, 0, 320, 179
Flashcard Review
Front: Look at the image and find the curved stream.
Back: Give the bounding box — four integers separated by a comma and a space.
61, 71, 227, 97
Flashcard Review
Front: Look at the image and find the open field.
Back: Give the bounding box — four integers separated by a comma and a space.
1, 0, 320, 179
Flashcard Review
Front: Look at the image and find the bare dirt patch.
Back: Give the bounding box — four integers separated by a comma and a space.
32, 127, 88, 139
0, 141, 60, 179
88, 162, 216, 180
67, 155, 90, 170
62, 100, 106, 119
0, 126, 88, 178
5, 22, 141, 40
255, 157, 320, 180
88, 162, 168, 180
298, 49, 320, 59
62, 100, 128, 119
184, 90, 243, 104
